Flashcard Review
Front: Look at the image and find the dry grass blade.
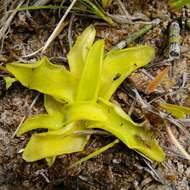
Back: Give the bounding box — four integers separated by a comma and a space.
68, 139, 119, 168
42, 0, 77, 53
116, 0, 131, 21
68, 14, 75, 49
145, 67, 169, 94
12, 94, 40, 138
33, 0, 51, 6
166, 125, 190, 162
143, 158, 165, 184
23, 47, 43, 58
0, 1, 24, 41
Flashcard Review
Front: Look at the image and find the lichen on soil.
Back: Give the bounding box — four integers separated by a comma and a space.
0, 0, 190, 190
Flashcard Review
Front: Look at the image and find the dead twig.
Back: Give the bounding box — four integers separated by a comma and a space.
12, 93, 40, 138
163, 146, 190, 160
0, 1, 24, 52
35, 169, 50, 183
112, 19, 160, 50
42, 0, 78, 53
129, 87, 189, 135
0, 1, 24, 40
143, 158, 165, 184
116, 0, 132, 20
68, 14, 75, 49
107, 14, 152, 25
32, 0, 51, 6
166, 125, 190, 162
115, 0, 149, 22
68, 139, 119, 168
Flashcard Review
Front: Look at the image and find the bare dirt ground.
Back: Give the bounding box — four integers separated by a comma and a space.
0, 0, 190, 189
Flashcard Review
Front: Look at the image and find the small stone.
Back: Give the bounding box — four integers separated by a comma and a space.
22, 180, 30, 187
177, 162, 184, 173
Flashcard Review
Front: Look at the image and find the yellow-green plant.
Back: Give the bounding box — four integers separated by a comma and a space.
6, 25, 165, 164
160, 102, 190, 119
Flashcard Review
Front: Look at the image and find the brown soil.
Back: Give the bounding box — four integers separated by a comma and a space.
0, 0, 190, 190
